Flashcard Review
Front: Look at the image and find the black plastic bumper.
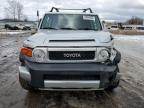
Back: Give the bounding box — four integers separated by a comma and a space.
23, 60, 118, 89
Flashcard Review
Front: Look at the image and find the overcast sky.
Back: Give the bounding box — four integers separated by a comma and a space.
0, 0, 144, 22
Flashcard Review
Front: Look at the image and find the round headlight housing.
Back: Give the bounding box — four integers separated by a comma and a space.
98, 49, 110, 62
33, 49, 46, 62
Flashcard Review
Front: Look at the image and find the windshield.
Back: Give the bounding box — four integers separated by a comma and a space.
40, 14, 102, 31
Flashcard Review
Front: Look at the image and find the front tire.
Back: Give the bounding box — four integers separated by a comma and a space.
106, 78, 120, 91
106, 66, 120, 91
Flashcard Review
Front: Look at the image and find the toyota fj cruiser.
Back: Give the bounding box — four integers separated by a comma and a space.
19, 7, 121, 91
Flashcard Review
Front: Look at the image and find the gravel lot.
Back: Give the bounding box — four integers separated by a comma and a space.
0, 33, 144, 108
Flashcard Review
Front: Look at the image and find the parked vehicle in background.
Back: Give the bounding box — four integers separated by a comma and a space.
19, 7, 121, 91
22, 26, 31, 31
135, 25, 144, 32
109, 24, 144, 32
12, 26, 19, 30
110, 25, 119, 30
17, 24, 25, 30
5, 24, 13, 30
5, 24, 20, 30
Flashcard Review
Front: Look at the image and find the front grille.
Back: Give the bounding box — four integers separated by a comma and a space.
49, 51, 95, 60
44, 75, 100, 80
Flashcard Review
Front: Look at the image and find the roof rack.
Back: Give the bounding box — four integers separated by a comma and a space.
50, 7, 93, 13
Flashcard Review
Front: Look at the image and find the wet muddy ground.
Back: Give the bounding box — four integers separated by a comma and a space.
0, 33, 144, 108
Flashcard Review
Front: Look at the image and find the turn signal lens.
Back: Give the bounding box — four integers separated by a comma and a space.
21, 48, 33, 57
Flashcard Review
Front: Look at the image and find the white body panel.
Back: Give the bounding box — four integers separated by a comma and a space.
24, 30, 112, 48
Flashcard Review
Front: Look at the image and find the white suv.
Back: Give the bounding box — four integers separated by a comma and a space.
19, 7, 121, 91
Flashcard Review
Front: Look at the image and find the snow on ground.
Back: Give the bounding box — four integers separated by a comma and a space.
0, 31, 29, 35
114, 35, 144, 41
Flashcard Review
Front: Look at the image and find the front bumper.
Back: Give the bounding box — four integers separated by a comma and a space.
19, 61, 118, 90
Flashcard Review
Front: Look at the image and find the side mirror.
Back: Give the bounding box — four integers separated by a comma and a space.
110, 35, 114, 40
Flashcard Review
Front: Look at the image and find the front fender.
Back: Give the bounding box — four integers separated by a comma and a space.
113, 49, 121, 65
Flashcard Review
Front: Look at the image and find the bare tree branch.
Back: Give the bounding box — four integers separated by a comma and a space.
17, 1, 23, 20
4, 0, 24, 21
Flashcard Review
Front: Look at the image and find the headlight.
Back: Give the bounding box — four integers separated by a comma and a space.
33, 49, 47, 62
98, 49, 110, 62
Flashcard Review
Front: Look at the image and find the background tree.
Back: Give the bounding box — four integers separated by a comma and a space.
126, 16, 143, 25
17, 1, 24, 20
4, 0, 24, 21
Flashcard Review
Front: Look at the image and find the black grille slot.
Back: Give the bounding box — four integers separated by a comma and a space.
49, 51, 95, 60
44, 75, 100, 80
49, 39, 95, 42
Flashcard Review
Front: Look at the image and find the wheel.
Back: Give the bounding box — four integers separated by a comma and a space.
105, 66, 120, 91
19, 75, 36, 92
105, 78, 120, 91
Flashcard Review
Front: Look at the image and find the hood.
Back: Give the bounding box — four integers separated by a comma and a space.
24, 30, 113, 48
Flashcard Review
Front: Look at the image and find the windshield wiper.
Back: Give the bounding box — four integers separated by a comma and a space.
42, 27, 58, 30
78, 28, 97, 30
60, 27, 76, 30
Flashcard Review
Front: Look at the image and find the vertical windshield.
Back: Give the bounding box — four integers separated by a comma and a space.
40, 14, 102, 31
